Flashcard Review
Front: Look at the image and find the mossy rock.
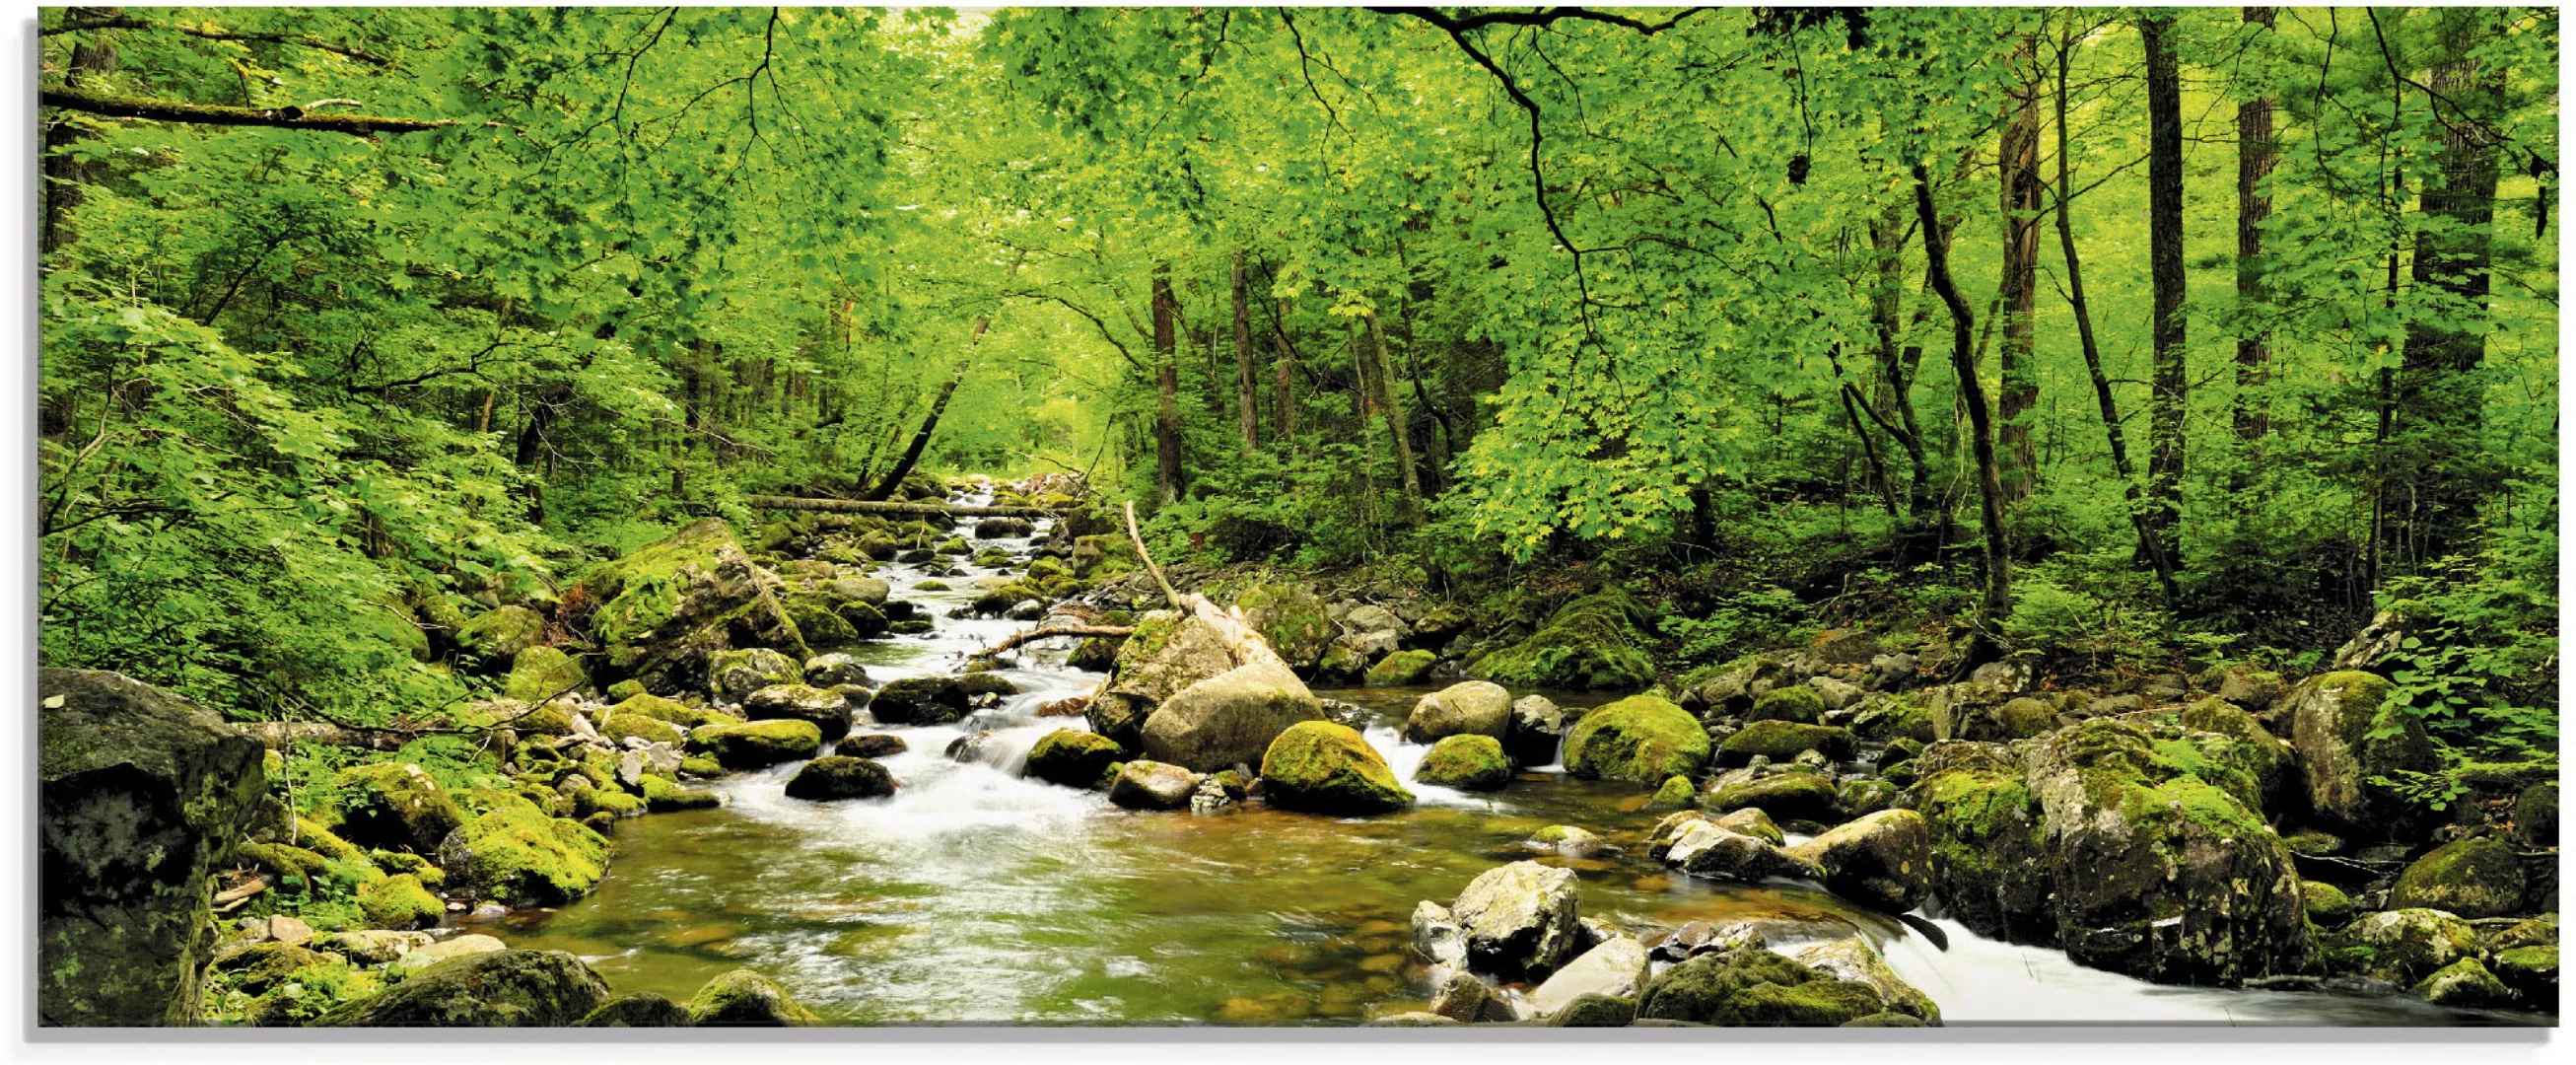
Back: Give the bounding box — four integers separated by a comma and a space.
1719, 721, 1857, 766
561, 519, 810, 690
502, 645, 590, 703
742, 683, 854, 743
678, 755, 726, 778
1415, 734, 1512, 791
368, 849, 444, 887
321, 950, 611, 1027
1702, 772, 1842, 823
2489, 946, 2557, 1002
1636, 948, 1884, 1026
1024, 729, 1124, 790
639, 774, 723, 812
1467, 589, 1657, 690
781, 591, 859, 647
434, 806, 611, 907
1365, 649, 1438, 687
2412, 958, 2515, 1008
329, 762, 467, 855
573, 786, 643, 819
455, 604, 547, 667
687, 968, 821, 1026
1648, 774, 1698, 809
1910, 749, 2050, 942
581, 992, 693, 1028
782, 755, 896, 802
687, 719, 823, 770
1750, 685, 1825, 725
2388, 834, 2527, 918
600, 713, 685, 746
871, 676, 970, 726
707, 648, 802, 704
1260, 721, 1414, 815
1564, 694, 1711, 784
357, 873, 445, 931
610, 692, 731, 729
2301, 881, 2355, 928
1234, 582, 1333, 669
605, 678, 648, 702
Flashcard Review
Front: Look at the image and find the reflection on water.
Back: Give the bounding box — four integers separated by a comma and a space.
487, 513, 2536, 1026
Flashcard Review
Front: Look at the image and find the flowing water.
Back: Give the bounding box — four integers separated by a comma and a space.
485, 503, 2541, 1027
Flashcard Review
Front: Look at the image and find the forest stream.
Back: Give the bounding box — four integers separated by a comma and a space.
479, 502, 2540, 1027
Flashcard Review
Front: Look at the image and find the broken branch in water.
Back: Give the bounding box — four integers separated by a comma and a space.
973, 623, 1137, 659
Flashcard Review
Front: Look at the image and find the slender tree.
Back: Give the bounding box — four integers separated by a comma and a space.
1915, 163, 2010, 627
2142, 13, 2189, 553
1996, 33, 2045, 501
2235, 7, 2277, 446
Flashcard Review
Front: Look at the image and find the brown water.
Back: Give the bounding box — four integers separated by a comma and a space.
483, 507, 2539, 1027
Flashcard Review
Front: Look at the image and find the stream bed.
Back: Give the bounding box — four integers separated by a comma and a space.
484, 511, 2541, 1027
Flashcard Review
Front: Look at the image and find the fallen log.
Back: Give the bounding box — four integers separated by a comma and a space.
1122, 500, 1293, 674
213, 875, 271, 914
242, 721, 423, 752
746, 495, 1058, 519
974, 624, 1138, 659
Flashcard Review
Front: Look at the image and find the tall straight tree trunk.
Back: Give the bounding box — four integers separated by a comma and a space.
1365, 312, 1424, 525
1865, 206, 1936, 535
1272, 298, 1298, 445
2395, 9, 2506, 566
1914, 164, 2011, 626
2056, 34, 2180, 603
2235, 7, 2277, 446
1151, 263, 1185, 507
39, 8, 118, 261
866, 255, 1020, 501
1996, 34, 2044, 501
1230, 249, 1257, 452
2142, 14, 2189, 554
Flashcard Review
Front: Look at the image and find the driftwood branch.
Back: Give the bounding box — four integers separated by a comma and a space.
1124, 500, 1179, 606
41, 88, 455, 135
213, 875, 271, 913
746, 495, 1057, 519
974, 624, 1137, 659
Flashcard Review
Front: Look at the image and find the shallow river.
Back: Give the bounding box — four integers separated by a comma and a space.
488, 511, 2537, 1027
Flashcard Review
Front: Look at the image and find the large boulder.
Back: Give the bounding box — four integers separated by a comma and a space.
1023, 729, 1123, 790
1701, 770, 1842, 824
707, 648, 801, 705
322, 950, 611, 1027
1562, 694, 1710, 784
687, 719, 823, 770
870, 677, 970, 726
1449, 861, 1582, 981
38, 670, 267, 1027
1259, 721, 1414, 815
502, 645, 590, 703
1403, 680, 1512, 745
1717, 721, 1856, 767
1504, 695, 1572, 766
436, 802, 612, 907
1788, 938, 1940, 1023
782, 756, 895, 801
1636, 947, 1886, 1027
1661, 821, 1823, 885
1234, 582, 1333, 670
330, 762, 467, 855
1364, 649, 1438, 686
1468, 589, 1655, 690
1415, 735, 1512, 791
1140, 662, 1325, 772
2328, 908, 2481, 984
454, 604, 547, 667
741, 683, 853, 743
560, 519, 811, 692
1528, 937, 1651, 1019
582, 993, 693, 1028
2388, 835, 2527, 918
2283, 671, 2436, 831
1906, 742, 2051, 941
687, 968, 820, 1026
1787, 810, 1934, 913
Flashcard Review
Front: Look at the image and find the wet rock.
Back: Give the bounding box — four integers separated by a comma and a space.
707, 648, 803, 705
1563, 694, 1710, 784
1711, 807, 1783, 846
782, 755, 896, 801
1646, 920, 1765, 962
1427, 972, 1514, 1023
687, 719, 824, 770
838, 733, 907, 759
1024, 729, 1123, 789
1528, 824, 1614, 857
2285, 671, 2437, 831
1449, 860, 1582, 981
1528, 937, 1651, 1018
1415, 735, 1511, 791
327, 950, 611, 1027
2328, 908, 2480, 984
1259, 721, 1414, 815
870, 676, 971, 726
2389, 835, 2527, 918
1648, 774, 1696, 808
1662, 822, 1823, 885
1718, 721, 1855, 767
1789, 938, 1939, 1023
1907, 742, 2051, 942
687, 967, 821, 1026
1504, 695, 1571, 766
582, 992, 693, 1027
1701, 770, 1842, 824
1404, 680, 1513, 744
1108, 760, 1200, 811
1140, 662, 1326, 773
2412, 958, 2514, 1008
1411, 900, 1467, 969
1787, 809, 1933, 913
39, 669, 267, 1027
803, 653, 871, 687
743, 683, 853, 743
1636, 947, 1884, 1027
1365, 649, 1438, 686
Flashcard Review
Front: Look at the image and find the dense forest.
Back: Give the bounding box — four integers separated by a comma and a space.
34, 5, 2562, 1030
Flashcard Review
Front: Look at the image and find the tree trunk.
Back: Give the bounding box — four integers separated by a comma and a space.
1915, 164, 2011, 625
1230, 249, 1258, 452
1151, 264, 1185, 507
2056, 34, 2180, 604
40, 9, 120, 261
1996, 34, 2044, 502
2394, 9, 2506, 566
1273, 298, 1298, 445
868, 257, 1019, 501
1366, 312, 1425, 525
2235, 7, 2277, 446
2142, 14, 2189, 554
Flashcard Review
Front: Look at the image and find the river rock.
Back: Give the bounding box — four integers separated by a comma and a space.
1364, 649, 1437, 686
1662, 821, 1823, 885
803, 653, 871, 687
1449, 860, 1582, 981
1415, 734, 1511, 791
1718, 721, 1856, 767
387, 933, 508, 975
329, 950, 611, 1026
1711, 807, 1783, 846
2388, 834, 2527, 918
1140, 662, 1326, 772
313, 929, 434, 965
1528, 936, 1651, 1018
1234, 582, 1333, 670
2285, 671, 2437, 831
1548, 993, 1639, 1027
582, 992, 694, 1027
687, 967, 821, 1026
1563, 694, 1710, 783
39, 669, 267, 1027
330, 761, 468, 855
838, 733, 907, 759
1411, 900, 1468, 970
456, 604, 548, 667
742, 683, 853, 743
1788, 938, 1940, 1023
870, 676, 970, 726
1702, 770, 1842, 824
1636, 947, 1884, 1027
1467, 590, 1655, 690
1786, 810, 1933, 913
2329, 908, 2481, 984
1906, 742, 2052, 941
782, 755, 896, 801
1427, 972, 1514, 1024
1024, 729, 1123, 789
1259, 720, 1414, 815
2413, 958, 2514, 1008
824, 576, 891, 606
1504, 695, 1571, 766
1108, 760, 1200, 811
707, 647, 803, 705
687, 719, 823, 770
1403, 680, 1512, 744
563, 520, 811, 691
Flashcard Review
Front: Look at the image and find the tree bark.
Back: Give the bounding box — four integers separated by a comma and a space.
1230, 249, 1258, 452
2235, 7, 2277, 446
1915, 164, 2011, 625
1151, 263, 1185, 507
39, 87, 454, 135
1996, 34, 2044, 502
1273, 298, 1298, 445
40, 10, 119, 260
1366, 312, 1425, 524
2142, 14, 2189, 554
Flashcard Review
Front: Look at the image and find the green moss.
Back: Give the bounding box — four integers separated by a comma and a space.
686, 719, 823, 770
1636, 948, 1882, 1027
1702, 771, 1842, 823
1650, 774, 1697, 808
599, 713, 684, 746
1751, 685, 1825, 724
1025, 729, 1125, 790
605, 679, 647, 702
1414, 734, 1511, 791
502, 646, 590, 703
1259, 721, 1414, 815
678, 755, 726, 778
639, 774, 723, 812
1721, 722, 1856, 765
1468, 589, 1657, 690
574, 786, 643, 818
1563, 694, 1710, 783
2389, 835, 2527, 918
329, 762, 467, 854
368, 849, 444, 887
687, 968, 821, 1026
1365, 649, 1438, 686
357, 873, 444, 930
2301, 881, 2355, 928
442, 806, 611, 907
610, 692, 730, 728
